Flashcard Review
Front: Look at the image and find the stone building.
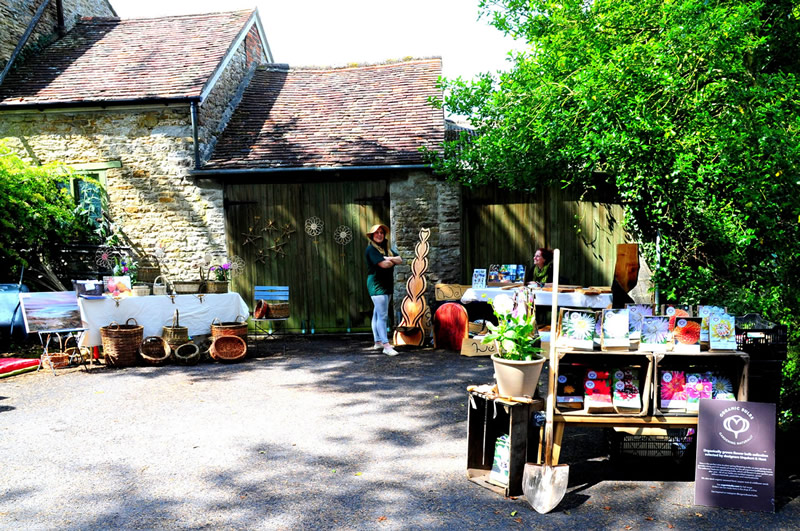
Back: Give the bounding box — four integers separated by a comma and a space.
0, 4, 456, 332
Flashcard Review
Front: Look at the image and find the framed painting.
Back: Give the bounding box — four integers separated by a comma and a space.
19, 291, 83, 333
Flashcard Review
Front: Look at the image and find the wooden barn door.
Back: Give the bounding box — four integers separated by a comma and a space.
225, 180, 388, 333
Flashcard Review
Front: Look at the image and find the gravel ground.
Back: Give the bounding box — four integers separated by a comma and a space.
1, 336, 798, 530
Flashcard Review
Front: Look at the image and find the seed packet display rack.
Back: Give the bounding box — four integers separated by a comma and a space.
548, 347, 749, 465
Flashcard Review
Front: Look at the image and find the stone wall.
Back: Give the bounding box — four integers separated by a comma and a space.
198, 24, 264, 163
390, 170, 462, 319
1, 0, 115, 69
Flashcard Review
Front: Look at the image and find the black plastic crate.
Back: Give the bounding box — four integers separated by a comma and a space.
735, 325, 788, 361
608, 429, 695, 462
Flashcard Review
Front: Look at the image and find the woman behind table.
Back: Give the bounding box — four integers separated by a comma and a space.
365, 223, 403, 356
525, 247, 554, 287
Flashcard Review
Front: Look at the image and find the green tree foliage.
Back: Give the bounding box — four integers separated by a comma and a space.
0, 142, 96, 285
433, 0, 800, 339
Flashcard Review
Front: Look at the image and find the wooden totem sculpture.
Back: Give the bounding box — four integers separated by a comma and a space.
393, 227, 431, 346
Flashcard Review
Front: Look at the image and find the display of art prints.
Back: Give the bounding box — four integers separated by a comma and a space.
488, 264, 500, 283
639, 316, 671, 352
557, 308, 597, 350
19, 291, 83, 333
601, 309, 630, 350
514, 264, 526, 283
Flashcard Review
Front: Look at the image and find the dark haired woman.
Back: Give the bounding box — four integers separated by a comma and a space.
365, 223, 403, 356
525, 247, 554, 287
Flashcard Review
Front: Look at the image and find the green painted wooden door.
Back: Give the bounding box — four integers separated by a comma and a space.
225, 180, 388, 333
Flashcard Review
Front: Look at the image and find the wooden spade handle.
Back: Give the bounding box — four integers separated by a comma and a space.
544, 249, 560, 467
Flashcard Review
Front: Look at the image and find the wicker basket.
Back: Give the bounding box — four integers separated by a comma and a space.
152, 275, 169, 296
100, 318, 143, 367
139, 336, 171, 365
264, 302, 289, 319
162, 310, 189, 348
174, 342, 201, 365
173, 280, 202, 294
211, 316, 248, 339
132, 284, 150, 297
210, 335, 247, 362
205, 280, 229, 294
137, 266, 160, 284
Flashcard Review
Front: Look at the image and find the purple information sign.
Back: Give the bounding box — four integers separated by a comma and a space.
695, 399, 775, 512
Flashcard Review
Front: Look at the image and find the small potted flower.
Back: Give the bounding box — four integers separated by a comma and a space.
482, 293, 546, 398
206, 262, 231, 293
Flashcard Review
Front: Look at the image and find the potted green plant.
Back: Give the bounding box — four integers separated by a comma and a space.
482, 293, 545, 398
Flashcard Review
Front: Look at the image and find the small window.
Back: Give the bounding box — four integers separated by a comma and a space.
65, 161, 121, 229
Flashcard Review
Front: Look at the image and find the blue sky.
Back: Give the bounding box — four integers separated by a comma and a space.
110, 0, 522, 82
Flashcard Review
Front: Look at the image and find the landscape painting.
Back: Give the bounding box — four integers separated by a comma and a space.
19, 291, 83, 333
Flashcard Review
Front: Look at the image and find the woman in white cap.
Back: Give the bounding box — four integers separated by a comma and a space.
365, 223, 403, 355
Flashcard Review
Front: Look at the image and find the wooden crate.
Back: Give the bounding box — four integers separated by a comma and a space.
466, 391, 544, 497
552, 349, 653, 417
652, 352, 749, 417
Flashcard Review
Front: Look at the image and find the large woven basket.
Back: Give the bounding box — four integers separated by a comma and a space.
152, 275, 169, 296
173, 280, 202, 294
174, 342, 201, 366
100, 318, 143, 367
265, 302, 289, 319
139, 336, 171, 366
162, 309, 189, 348
209, 335, 247, 362
211, 316, 248, 339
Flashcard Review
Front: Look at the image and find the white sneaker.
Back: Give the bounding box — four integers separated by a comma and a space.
382, 346, 399, 356
370, 342, 383, 350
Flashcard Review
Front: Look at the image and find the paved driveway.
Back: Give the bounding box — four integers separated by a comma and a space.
1, 337, 798, 529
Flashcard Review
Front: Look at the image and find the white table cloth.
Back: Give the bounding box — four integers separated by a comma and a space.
460, 287, 612, 309
78, 293, 250, 347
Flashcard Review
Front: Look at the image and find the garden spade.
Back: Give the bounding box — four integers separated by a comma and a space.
522, 249, 569, 514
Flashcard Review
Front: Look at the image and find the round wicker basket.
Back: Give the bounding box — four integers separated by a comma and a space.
209, 335, 247, 362
174, 342, 201, 365
100, 318, 143, 367
139, 336, 171, 365
211, 316, 248, 339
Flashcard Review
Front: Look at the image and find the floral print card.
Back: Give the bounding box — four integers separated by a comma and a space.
584, 369, 613, 413
711, 374, 736, 400
672, 316, 703, 353
556, 369, 584, 409
709, 313, 737, 351
612, 368, 641, 412
663, 304, 692, 331
698, 305, 726, 342
685, 373, 712, 412
626, 304, 656, 339
557, 309, 597, 351
660, 370, 687, 410
601, 309, 630, 349
639, 316, 671, 352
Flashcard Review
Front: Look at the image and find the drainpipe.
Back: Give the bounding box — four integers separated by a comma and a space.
190, 101, 200, 169
0, 0, 52, 85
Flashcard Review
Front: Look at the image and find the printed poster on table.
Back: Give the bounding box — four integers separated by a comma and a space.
695, 400, 776, 512
472, 268, 487, 289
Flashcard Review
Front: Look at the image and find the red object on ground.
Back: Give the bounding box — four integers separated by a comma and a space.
0, 358, 40, 378
433, 303, 469, 352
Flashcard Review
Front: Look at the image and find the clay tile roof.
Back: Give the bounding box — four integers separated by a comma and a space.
204, 58, 445, 169
0, 10, 255, 107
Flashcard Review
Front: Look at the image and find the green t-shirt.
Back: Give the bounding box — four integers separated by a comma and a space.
365, 244, 393, 296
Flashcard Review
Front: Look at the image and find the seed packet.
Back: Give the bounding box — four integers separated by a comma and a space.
708, 313, 737, 351
601, 309, 630, 350
626, 304, 656, 339
557, 308, 597, 351
639, 316, 670, 352
660, 370, 687, 411
673, 317, 703, 353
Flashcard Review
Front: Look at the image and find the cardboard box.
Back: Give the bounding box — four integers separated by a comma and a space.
461, 336, 497, 357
